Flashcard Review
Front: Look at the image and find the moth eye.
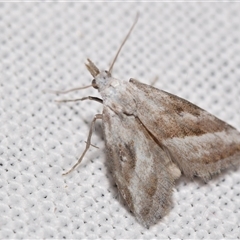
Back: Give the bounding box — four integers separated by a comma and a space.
104, 70, 111, 77
92, 79, 98, 89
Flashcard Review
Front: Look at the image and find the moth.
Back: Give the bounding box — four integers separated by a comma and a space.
55, 14, 240, 228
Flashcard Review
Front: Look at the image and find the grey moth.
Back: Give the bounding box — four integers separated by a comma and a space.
56, 15, 240, 228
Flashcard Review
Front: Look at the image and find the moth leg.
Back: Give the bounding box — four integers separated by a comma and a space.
46, 85, 92, 94
167, 163, 181, 180
85, 141, 99, 149
149, 76, 159, 86
129, 77, 159, 87
63, 114, 103, 175
55, 96, 103, 104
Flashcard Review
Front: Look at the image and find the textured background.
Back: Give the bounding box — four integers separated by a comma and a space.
1, 2, 240, 239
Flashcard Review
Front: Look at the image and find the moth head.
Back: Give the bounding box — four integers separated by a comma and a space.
85, 14, 139, 91
85, 59, 112, 90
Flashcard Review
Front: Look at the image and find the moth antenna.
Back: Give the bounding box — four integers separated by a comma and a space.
108, 12, 139, 73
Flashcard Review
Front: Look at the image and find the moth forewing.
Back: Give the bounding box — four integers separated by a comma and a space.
102, 105, 177, 227
128, 79, 240, 180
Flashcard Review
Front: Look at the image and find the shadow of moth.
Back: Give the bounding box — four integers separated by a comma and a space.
55, 14, 240, 228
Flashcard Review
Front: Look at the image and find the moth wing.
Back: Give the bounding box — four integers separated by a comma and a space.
102, 106, 180, 228
130, 79, 240, 180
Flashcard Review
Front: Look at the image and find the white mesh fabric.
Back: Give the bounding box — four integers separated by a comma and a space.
0, 2, 240, 239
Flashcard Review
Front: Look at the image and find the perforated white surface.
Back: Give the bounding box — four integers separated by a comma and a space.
0, 2, 240, 239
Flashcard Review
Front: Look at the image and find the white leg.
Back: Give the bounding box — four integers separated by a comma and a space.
63, 114, 103, 175
46, 84, 92, 94
56, 96, 103, 104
